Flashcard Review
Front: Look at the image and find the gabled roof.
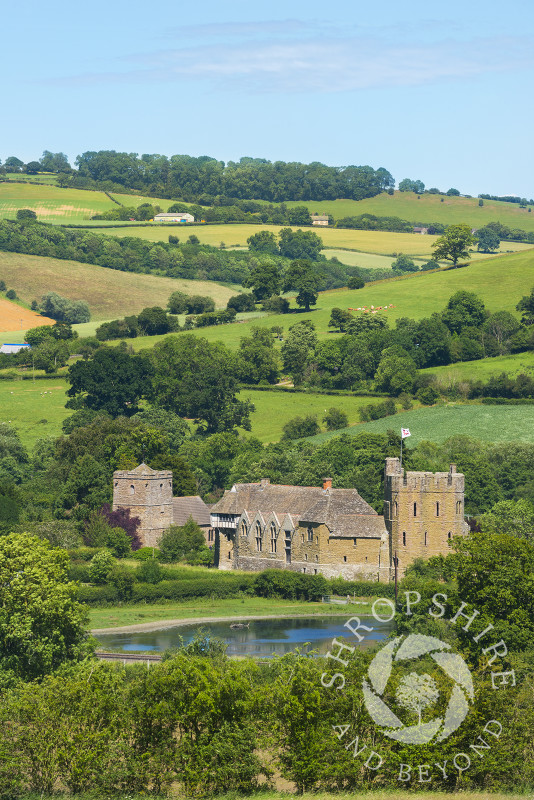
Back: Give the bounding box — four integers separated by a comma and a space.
211, 482, 385, 538
173, 495, 211, 527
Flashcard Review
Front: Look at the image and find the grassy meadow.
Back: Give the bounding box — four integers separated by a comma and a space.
237, 389, 391, 442
285, 190, 534, 232
0, 376, 70, 449
0, 251, 239, 324
309, 403, 534, 446
0, 182, 173, 223
128, 249, 534, 353
424, 351, 534, 386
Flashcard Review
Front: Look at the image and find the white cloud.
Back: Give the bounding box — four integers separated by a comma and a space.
44, 27, 533, 92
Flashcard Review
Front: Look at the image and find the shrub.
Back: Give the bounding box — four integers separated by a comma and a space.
281, 415, 320, 440
132, 546, 162, 560
347, 276, 364, 289
227, 293, 256, 312
160, 517, 207, 563
416, 386, 440, 405
262, 295, 290, 313
68, 546, 100, 562
108, 564, 135, 599
167, 290, 188, 314
5, 289, 17, 300
88, 549, 115, 585
322, 407, 349, 431
0, 280, 5, 291
359, 399, 396, 422
136, 559, 164, 584
186, 295, 215, 314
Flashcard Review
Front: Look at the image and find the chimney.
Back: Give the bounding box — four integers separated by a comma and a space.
449, 464, 456, 474
323, 477, 332, 491
260, 478, 270, 489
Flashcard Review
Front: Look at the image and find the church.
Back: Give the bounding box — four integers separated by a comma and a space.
113, 458, 468, 582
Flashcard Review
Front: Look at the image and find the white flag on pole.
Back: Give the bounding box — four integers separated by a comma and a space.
401, 428, 411, 439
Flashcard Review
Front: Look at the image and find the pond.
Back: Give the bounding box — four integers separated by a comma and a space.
95, 615, 394, 658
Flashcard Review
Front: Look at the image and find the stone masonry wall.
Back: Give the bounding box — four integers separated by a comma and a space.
113, 467, 173, 548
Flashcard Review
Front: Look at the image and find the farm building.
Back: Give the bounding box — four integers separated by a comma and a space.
153, 212, 195, 223
310, 214, 329, 226
0, 343, 30, 354
413, 226, 429, 234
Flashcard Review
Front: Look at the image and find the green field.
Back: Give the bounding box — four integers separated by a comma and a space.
424, 351, 534, 386
0, 377, 70, 449
308, 403, 534, 446
127, 249, 534, 354
0, 182, 174, 223
85, 222, 441, 255
285, 190, 534, 232
237, 389, 391, 442
0, 250, 239, 324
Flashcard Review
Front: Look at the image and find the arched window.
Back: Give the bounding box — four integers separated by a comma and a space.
270, 523, 277, 553
402, 531, 406, 546
394, 501, 398, 517
241, 521, 248, 537
448, 531, 452, 540
255, 522, 262, 552
307, 526, 313, 542
424, 531, 427, 546
129, 485, 135, 495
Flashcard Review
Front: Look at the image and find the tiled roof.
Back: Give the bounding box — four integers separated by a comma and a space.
173, 496, 211, 527
211, 482, 386, 538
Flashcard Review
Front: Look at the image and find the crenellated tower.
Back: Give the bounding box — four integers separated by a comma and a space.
383, 457, 467, 575
112, 463, 173, 547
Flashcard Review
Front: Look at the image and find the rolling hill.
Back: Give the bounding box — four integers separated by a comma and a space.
0, 250, 239, 332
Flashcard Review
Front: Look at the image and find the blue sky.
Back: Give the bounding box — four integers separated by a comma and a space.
2, 0, 533, 196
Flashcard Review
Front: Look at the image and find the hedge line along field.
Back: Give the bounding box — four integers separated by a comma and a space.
0, 182, 173, 223
0, 377, 71, 449
236, 389, 392, 442
308, 403, 534, 446
0, 297, 55, 333
284, 190, 534, 233
0, 251, 238, 323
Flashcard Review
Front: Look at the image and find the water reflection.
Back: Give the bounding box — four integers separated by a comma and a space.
96, 616, 394, 658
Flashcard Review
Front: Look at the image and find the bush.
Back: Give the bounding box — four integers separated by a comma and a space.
5, 289, 16, 300
88, 549, 115, 585
262, 295, 290, 313
132, 546, 162, 560
67, 563, 91, 582
68, 546, 100, 562
227, 293, 256, 312
416, 386, 440, 405
254, 570, 328, 601
281, 415, 321, 440
391, 254, 418, 272
322, 407, 349, 431
359, 399, 396, 422
108, 564, 135, 599
347, 276, 364, 289
186, 295, 215, 314
136, 558, 164, 584
167, 290, 188, 314
0, 280, 6, 291
160, 518, 207, 563
77, 584, 119, 603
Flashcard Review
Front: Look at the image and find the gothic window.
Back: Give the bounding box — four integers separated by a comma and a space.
241, 521, 248, 537
255, 522, 262, 552
448, 531, 452, 539
270, 523, 277, 553
402, 531, 406, 546
307, 526, 313, 542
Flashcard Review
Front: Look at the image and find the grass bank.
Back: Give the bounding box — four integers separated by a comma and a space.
88, 596, 365, 630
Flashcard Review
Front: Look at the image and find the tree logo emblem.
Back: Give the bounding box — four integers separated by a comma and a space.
362, 634, 474, 745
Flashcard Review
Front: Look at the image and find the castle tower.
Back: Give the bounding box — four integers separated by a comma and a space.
383, 457, 467, 575
112, 463, 173, 548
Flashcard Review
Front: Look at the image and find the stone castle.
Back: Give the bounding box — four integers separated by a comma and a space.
113, 458, 468, 581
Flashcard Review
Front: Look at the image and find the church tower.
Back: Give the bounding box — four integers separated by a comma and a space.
112, 463, 173, 547
383, 457, 467, 575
